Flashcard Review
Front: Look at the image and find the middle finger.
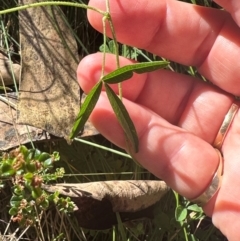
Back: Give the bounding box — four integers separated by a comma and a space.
88, 0, 240, 95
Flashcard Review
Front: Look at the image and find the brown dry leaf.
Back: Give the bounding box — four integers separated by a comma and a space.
0, 92, 98, 151
17, 0, 80, 139
42, 180, 169, 229
43, 180, 169, 212
0, 0, 98, 150
0, 93, 50, 151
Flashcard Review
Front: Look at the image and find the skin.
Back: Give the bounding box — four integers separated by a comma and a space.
77, 0, 240, 240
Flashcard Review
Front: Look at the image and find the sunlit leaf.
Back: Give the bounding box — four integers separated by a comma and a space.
9, 207, 18, 216
10, 195, 22, 207
20, 145, 29, 159
1, 162, 15, 176
31, 187, 42, 199
102, 61, 169, 84
14, 186, 24, 196
26, 149, 41, 162
43, 158, 53, 168
24, 172, 34, 180
104, 83, 138, 152
38, 152, 50, 162
32, 149, 41, 160
70, 81, 102, 139
175, 205, 188, 222
52, 151, 60, 161
48, 191, 60, 203
187, 204, 203, 213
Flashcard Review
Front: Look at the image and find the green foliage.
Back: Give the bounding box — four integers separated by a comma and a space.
101, 61, 169, 84
100, 39, 139, 59
0, 146, 74, 226
70, 82, 102, 139
70, 81, 103, 139
99, 39, 117, 54
175, 205, 188, 222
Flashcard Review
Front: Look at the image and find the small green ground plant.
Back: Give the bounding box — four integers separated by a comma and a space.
0, 145, 74, 226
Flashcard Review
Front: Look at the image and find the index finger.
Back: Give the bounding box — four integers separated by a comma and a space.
87, 0, 240, 95
214, 0, 240, 25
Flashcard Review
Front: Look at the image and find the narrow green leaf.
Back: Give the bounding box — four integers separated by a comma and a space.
102, 61, 169, 84
104, 83, 139, 152
70, 81, 102, 139
0, 86, 12, 91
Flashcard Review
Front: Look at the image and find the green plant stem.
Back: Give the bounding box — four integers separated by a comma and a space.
63, 172, 148, 177
105, 0, 119, 68
173, 191, 189, 241
0, 2, 106, 16
105, 0, 122, 99
174, 191, 179, 207
183, 227, 189, 241
74, 137, 132, 158
101, 15, 108, 78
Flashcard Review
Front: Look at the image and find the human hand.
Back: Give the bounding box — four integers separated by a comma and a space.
77, 0, 240, 240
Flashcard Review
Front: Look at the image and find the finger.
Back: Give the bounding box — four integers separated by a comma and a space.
78, 53, 234, 144
210, 109, 240, 240
87, 0, 240, 95
214, 0, 240, 25
89, 93, 219, 200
